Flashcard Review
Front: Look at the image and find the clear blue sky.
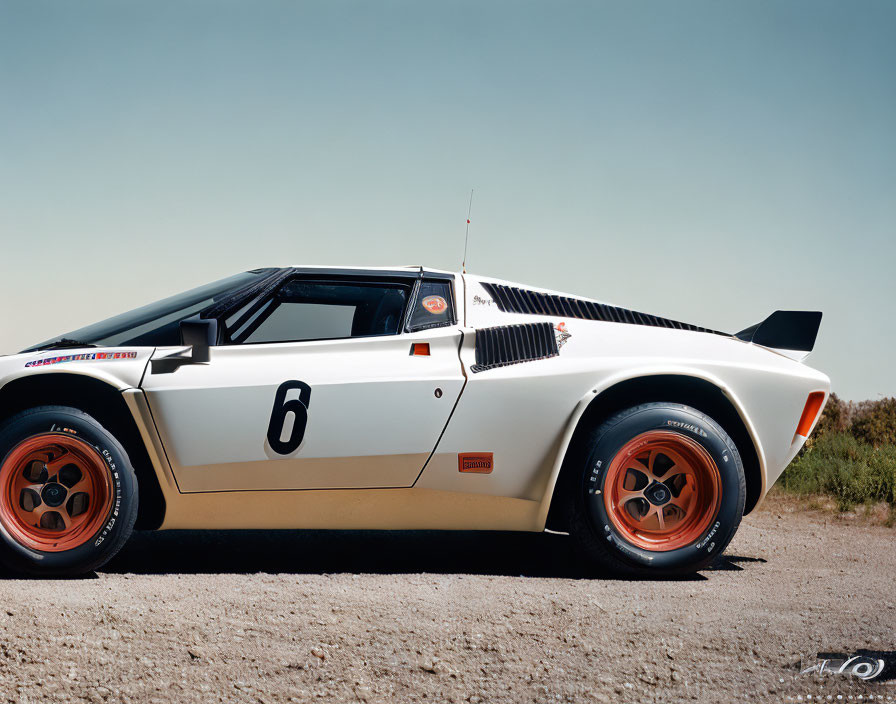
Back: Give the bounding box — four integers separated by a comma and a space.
1, 1, 893, 399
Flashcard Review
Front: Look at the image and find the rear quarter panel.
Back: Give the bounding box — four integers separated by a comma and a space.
416, 276, 830, 525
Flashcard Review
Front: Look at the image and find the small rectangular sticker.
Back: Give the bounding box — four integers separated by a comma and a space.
458, 452, 494, 474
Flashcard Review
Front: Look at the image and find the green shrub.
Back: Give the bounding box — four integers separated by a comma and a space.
774, 395, 896, 510
850, 398, 896, 447
779, 432, 896, 509
816, 392, 851, 436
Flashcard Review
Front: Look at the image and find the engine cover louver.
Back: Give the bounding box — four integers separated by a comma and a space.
472, 323, 559, 373
480, 283, 726, 336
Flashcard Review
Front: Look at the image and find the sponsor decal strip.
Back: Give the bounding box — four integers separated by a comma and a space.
25, 351, 138, 368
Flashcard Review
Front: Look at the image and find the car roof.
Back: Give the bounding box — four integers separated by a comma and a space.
274, 264, 459, 277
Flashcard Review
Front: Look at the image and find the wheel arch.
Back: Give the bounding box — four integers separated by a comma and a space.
541, 372, 765, 532
0, 373, 166, 529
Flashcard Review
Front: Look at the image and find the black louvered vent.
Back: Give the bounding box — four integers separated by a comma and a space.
472, 323, 559, 373
480, 283, 727, 336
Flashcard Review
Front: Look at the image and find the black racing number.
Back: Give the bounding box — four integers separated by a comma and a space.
267, 380, 312, 455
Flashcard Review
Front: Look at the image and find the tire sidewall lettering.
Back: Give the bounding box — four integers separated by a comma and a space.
93, 446, 123, 547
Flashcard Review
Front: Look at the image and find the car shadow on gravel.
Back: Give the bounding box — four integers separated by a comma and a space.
97, 529, 763, 580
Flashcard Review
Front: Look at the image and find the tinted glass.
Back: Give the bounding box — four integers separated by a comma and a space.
237, 280, 410, 344
407, 280, 455, 330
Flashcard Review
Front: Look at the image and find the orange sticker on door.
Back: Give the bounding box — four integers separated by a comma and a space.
458, 452, 494, 473
422, 295, 447, 314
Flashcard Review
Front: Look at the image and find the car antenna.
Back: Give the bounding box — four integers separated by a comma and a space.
462, 189, 474, 274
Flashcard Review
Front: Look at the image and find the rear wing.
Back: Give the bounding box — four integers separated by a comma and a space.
735, 311, 822, 361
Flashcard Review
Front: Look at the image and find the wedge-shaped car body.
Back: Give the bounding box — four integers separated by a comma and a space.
0, 266, 829, 575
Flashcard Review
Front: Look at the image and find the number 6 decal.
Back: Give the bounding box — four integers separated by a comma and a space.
267, 380, 312, 455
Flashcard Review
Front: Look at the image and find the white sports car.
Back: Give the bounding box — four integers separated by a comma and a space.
0, 266, 829, 576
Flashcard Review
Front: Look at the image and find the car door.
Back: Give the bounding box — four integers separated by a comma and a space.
140, 272, 465, 492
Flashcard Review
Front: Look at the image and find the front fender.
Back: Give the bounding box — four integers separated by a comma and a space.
0, 348, 155, 395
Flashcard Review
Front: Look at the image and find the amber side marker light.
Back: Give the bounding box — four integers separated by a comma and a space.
795, 392, 826, 439
410, 343, 430, 356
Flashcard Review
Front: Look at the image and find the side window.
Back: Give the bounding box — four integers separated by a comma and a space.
230, 280, 410, 344
407, 279, 456, 331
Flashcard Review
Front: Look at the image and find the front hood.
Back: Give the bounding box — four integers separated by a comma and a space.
0, 347, 155, 391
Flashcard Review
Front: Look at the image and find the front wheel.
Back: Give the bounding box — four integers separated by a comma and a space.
0, 406, 138, 576
565, 403, 746, 575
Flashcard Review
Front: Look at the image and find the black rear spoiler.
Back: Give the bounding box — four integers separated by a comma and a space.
735, 311, 822, 355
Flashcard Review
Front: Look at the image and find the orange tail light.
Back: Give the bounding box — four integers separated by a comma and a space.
795, 392, 826, 438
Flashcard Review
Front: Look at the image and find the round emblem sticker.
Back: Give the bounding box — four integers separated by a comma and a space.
422, 295, 447, 314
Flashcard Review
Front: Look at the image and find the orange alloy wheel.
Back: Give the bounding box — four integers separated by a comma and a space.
0, 434, 114, 552
602, 430, 722, 552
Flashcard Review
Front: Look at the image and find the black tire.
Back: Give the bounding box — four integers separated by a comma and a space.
565, 402, 746, 576
0, 406, 138, 576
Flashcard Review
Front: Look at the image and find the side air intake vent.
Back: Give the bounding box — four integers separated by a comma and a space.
472, 323, 559, 373
480, 283, 726, 336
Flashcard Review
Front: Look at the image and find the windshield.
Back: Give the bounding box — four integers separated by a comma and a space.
23, 270, 271, 352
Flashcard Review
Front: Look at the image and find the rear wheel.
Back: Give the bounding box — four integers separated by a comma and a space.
0, 406, 138, 576
565, 402, 746, 575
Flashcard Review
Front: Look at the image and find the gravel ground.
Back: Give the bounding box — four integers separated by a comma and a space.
0, 497, 893, 703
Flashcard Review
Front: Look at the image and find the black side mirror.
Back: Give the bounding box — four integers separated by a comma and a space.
180, 317, 218, 363
151, 317, 219, 374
